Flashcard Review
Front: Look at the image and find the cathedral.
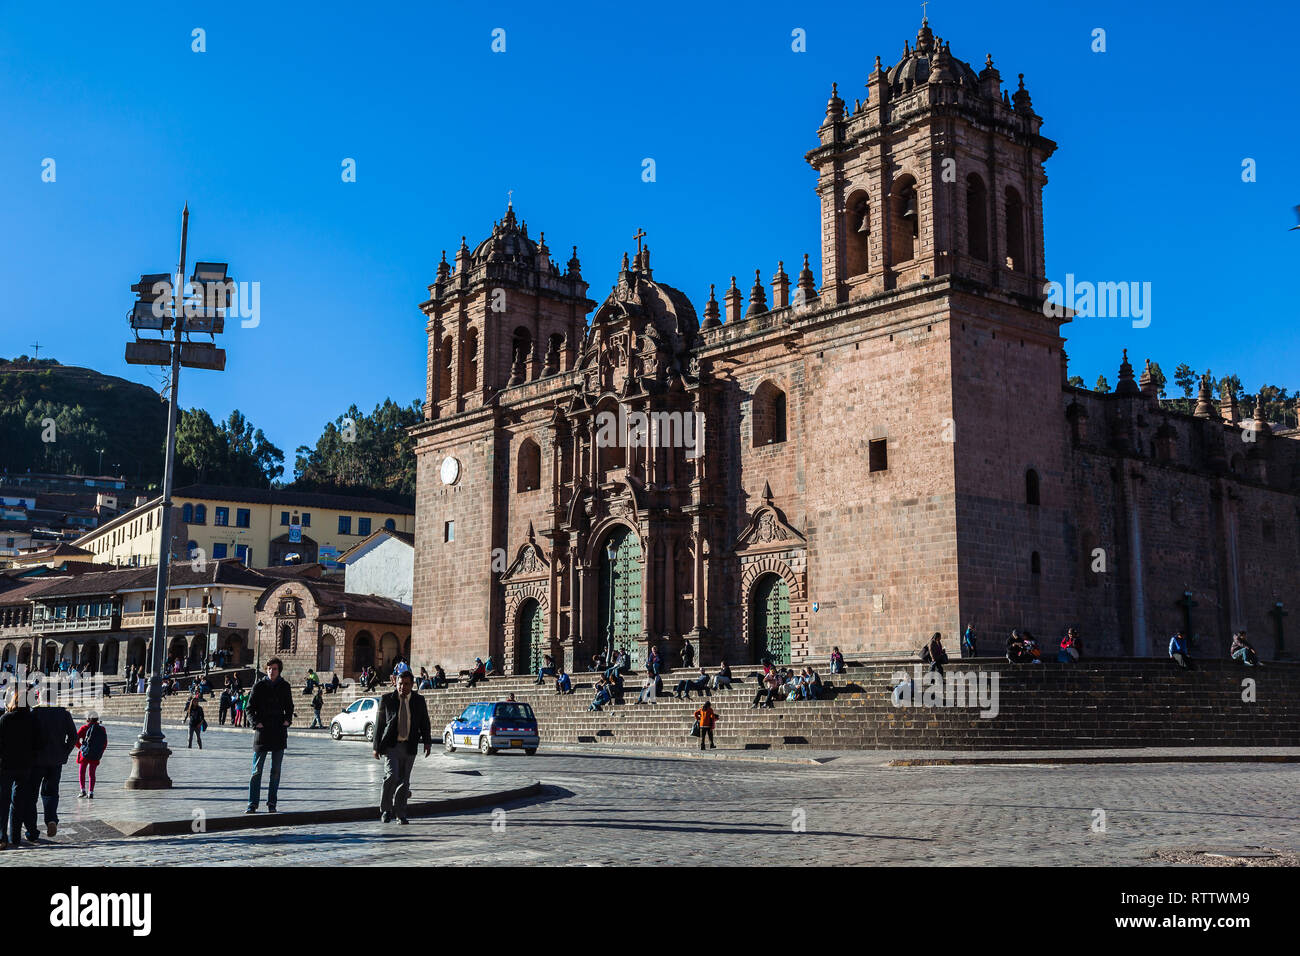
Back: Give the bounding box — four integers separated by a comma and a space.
410, 18, 1300, 674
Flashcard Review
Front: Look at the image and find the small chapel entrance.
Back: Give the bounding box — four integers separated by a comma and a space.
516, 599, 544, 676
597, 525, 642, 664
751, 573, 791, 666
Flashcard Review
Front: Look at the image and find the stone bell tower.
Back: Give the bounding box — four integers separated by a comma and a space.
808, 17, 1056, 306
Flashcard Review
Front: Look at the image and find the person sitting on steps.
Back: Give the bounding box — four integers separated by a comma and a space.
674, 668, 710, 700
1230, 632, 1260, 667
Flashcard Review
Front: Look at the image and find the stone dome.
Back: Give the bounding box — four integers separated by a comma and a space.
886, 18, 980, 94
471, 204, 539, 264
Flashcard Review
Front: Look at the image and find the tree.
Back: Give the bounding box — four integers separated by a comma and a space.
174, 408, 283, 488
1066, 375, 1085, 388
1094, 374, 1110, 393
1218, 374, 1243, 405
1145, 361, 1167, 398
1173, 363, 1196, 399
292, 398, 422, 500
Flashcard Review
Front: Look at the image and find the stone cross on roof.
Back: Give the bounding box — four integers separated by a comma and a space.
633, 227, 647, 257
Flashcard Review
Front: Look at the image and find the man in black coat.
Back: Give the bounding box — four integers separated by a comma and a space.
373, 670, 431, 824
0, 691, 45, 848
245, 658, 294, 814
26, 703, 77, 839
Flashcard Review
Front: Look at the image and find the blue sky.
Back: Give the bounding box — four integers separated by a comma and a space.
2, 0, 1297, 463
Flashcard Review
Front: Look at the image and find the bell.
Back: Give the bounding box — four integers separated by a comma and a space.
856, 207, 871, 234
901, 192, 917, 220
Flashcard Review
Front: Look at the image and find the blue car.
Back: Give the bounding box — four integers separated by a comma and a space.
443, 700, 540, 755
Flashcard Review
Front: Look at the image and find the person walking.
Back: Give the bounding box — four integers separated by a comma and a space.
961, 624, 977, 658
373, 669, 432, 824
185, 695, 206, 749
924, 632, 948, 676
0, 689, 43, 848
27, 702, 77, 838
245, 658, 294, 814
75, 712, 107, 800
310, 685, 324, 729
219, 687, 231, 726
1169, 631, 1195, 671
695, 701, 719, 751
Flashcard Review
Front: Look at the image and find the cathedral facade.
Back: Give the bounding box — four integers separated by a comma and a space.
410, 19, 1300, 674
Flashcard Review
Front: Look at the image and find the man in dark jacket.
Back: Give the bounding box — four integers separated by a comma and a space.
0, 691, 45, 848
372, 670, 431, 824
245, 658, 294, 814
26, 703, 77, 839
219, 687, 231, 725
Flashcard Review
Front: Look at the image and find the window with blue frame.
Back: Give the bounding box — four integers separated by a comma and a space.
384, 518, 396, 531
338, 516, 351, 535
236, 544, 251, 565
236, 508, 251, 528
194, 504, 206, 524
214, 507, 229, 526
301, 512, 311, 527
358, 517, 371, 536
212, 543, 228, 559
182, 503, 193, 522
281, 511, 290, 526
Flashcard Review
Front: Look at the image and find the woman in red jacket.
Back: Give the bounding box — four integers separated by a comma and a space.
76, 713, 108, 799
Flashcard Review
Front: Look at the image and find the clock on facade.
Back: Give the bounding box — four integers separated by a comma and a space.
440, 456, 460, 485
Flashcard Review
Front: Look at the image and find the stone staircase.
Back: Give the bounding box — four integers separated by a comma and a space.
80, 659, 1300, 750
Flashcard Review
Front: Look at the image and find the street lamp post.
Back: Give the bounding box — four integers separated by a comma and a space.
123, 205, 229, 790
256, 621, 263, 677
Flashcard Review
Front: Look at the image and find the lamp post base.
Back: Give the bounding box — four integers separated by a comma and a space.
124, 741, 173, 790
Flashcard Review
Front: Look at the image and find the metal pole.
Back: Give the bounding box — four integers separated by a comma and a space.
125, 203, 188, 789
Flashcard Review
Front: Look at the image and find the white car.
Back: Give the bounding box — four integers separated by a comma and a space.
330, 696, 381, 741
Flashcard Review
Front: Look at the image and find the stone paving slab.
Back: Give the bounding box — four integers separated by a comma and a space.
27, 721, 539, 839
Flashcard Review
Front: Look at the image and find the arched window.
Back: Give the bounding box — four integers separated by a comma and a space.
890, 175, 918, 266
193, 504, 206, 525
1031, 551, 1041, 575
186, 540, 198, 557
182, 503, 193, 523
752, 381, 788, 447
517, 438, 541, 492
544, 333, 564, 374
353, 630, 374, 673
439, 335, 453, 401
1025, 468, 1040, 505
461, 327, 479, 393
966, 174, 989, 261
845, 189, 871, 278
384, 518, 396, 531
1004, 186, 1025, 272
511, 327, 532, 382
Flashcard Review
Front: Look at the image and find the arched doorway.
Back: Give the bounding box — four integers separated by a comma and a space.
2, 644, 14, 668
516, 599, 544, 676
127, 637, 147, 670
318, 635, 336, 672
379, 632, 400, 676
18, 643, 31, 669
168, 636, 189, 668
42, 642, 58, 672
189, 635, 205, 668
597, 525, 642, 664
225, 635, 245, 665
751, 573, 792, 666
79, 642, 100, 674
60, 640, 77, 668
353, 631, 374, 675
102, 639, 120, 675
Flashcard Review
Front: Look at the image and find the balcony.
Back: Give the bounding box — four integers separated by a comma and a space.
119, 607, 218, 631
36, 615, 117, 634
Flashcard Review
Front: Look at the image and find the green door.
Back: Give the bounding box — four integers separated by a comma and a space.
752, 573, 791, 666
598, 526, 642, 663
518, 599, 544, 675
